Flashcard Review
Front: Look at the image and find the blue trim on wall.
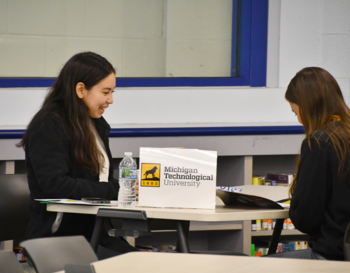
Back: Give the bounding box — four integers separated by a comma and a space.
0, 0, 268, 88
0, 130, 26, 139
0, 78, 55, 88
114, 77, 248, 87
0, 126, 305, 139
236, 0, 252, 86
231, 0, 239, 77
250, 0, 268, 87
109, 126, 305, 137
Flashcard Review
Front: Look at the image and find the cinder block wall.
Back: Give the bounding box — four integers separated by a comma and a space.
319, 0, 350, 101
279, 0, 350, 102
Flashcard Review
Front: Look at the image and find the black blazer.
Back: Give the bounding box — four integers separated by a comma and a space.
24, 110, 119, 240
290, 130, 350, 260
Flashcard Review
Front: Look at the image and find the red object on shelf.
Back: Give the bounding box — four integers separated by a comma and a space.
13, 246, 26, 262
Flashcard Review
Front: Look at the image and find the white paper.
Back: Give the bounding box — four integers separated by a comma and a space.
228, 185, 289, 202
35, 198, 119, 206
216, 186, 243, 193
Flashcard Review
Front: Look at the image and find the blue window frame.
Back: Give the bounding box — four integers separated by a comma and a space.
0, 0, 268, 88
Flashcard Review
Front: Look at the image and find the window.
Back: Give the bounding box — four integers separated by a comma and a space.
0, 0, 268, 88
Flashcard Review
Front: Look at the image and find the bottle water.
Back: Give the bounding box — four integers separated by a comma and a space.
118, 152, 137, 208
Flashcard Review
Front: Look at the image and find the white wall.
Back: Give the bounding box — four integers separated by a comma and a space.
1, 0, 350, 128
279, 0, 350, 103
0, 87, 296, 128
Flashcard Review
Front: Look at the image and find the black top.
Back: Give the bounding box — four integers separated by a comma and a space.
24, 110, 120, 240
290, 129, 350, 260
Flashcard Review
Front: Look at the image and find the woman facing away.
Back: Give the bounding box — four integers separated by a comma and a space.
18, 52, 138, 257
268, 67, 350, 260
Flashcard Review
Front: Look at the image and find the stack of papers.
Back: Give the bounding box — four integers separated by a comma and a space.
35, 199, 119, 206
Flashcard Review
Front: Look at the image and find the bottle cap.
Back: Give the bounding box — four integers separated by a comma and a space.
124, 152, 132, 156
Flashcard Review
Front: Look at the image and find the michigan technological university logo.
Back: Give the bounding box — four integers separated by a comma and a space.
141, 163, 161, 187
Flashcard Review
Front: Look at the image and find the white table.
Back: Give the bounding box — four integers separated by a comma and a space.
47, 203, 288, 222
47, 203, 289, 254
58, 252, 350, 273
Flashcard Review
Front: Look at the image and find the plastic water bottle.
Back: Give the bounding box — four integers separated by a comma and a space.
118, 152, 137, 208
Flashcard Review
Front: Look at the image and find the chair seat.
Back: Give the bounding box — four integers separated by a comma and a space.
0, 174, 29, 242
20, 235, 98, 273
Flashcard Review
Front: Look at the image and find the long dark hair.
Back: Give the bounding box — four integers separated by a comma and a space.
285, 67, 350, 195
18, 52, 115, 175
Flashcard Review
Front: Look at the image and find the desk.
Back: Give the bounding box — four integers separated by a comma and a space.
3, 125, 303, 253
47, 204, 288, 254
59, 252, 350, 273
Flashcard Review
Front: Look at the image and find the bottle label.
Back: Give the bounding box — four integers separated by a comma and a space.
262, 221, 268, 229
268, 220, 272, 230
256, 221, 261, 231
119, 168, 137, 179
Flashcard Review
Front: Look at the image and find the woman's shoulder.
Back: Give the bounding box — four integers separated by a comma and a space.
300, 130, 331, 153
310, 122, 350, 144
310, 130, 331, 143
28, 109, 67, 134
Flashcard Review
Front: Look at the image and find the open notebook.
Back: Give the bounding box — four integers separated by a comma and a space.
216, 185, 290, 209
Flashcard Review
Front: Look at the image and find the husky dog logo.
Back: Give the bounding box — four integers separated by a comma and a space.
143, 166, 158, 179
141, 163, 160, 187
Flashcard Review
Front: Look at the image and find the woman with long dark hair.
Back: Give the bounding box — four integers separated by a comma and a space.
19, 52, 137, 256
269, 67, 350, 260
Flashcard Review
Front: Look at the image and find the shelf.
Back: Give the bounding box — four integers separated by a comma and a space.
251, 229, 306, 237
151, 222, 243, 233
190, 222, 242, 231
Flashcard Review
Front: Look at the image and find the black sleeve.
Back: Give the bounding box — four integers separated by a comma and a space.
27, 115, 120, 200
289, 138, 330, 234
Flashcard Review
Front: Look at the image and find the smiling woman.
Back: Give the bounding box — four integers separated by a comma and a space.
76, 72, 115, 119
17, 52, 139, 259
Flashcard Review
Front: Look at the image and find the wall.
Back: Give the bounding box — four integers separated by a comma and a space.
279, 0, 350, 103
1, 0, 350, 128
0, 87, 296, 128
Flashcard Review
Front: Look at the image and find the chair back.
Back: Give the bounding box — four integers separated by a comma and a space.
20, 235, 98, 273
344, 222, 350, 261
0, 174, 30, 241
0, 250, 25, 273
